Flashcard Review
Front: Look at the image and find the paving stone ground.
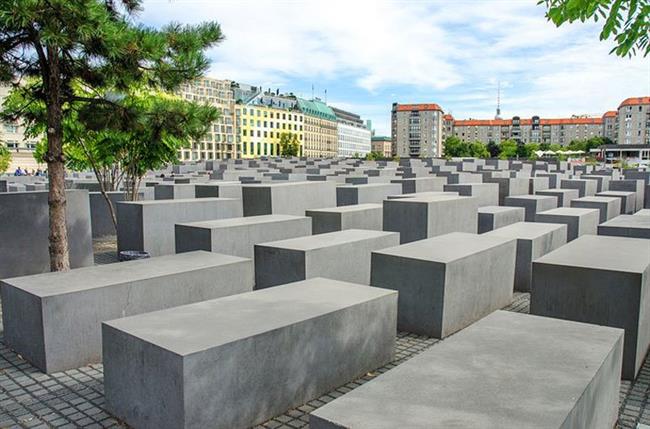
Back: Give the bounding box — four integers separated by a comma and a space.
0, 237, 647, 428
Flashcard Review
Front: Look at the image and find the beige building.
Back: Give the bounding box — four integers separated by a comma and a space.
371, 136, 392, 157
297, 98, 338, 158
617, 97, 650, 145
391, 103, 443, 158
177, 77, 236, 161
0, 84, 44, 172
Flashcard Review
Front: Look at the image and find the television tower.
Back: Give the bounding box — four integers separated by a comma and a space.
495, 81, 502, 120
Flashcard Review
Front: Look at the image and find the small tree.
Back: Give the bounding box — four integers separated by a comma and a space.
0, 143, 10, 174
443, 136, 470, 158
499, 139, 518, 159
486, 140, 501, 158
469, 141, 490, 159
279, 132, 300, 157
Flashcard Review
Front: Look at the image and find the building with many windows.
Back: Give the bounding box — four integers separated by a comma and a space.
391, 103, 443, 158
177, 77, 236, 161
331, 107, 371, 157
617, 97, 650, 145
297, 98, 338, 158
602, 111, 618, 142
371, 136, 392, 158
236, 103, 304, 158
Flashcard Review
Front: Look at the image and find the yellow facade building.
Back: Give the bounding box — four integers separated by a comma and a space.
236, 104, 304, 158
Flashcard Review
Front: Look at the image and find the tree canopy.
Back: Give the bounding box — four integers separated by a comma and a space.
0, 143, 10, 174
279, 132, 300, 157
539, 0, 650, 57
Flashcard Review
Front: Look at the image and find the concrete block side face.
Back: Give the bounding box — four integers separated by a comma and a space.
182, 294, 397, 429
174, 225, 212, 253
254, 246, 306, 289
560, 334, 623, 429
103, 324, 184, 429
336, 187, 358, 207
478, 212, 495, 234
371, 253, 444, 337
339, 208, 383, 232
1, 283, 47, 371
307, 211, 342, 235
306, 234, 400, 285
531, 263, 643, 379
383, 201, 428, 244
271, 183, 337, 216
65, 191, 94, 269
441, 240, 516, 336
428, 198, 478, 237
514, 239, 533, 292
243, 187, 272, 216
116, 202, 144, 253
577, 211, 599, 237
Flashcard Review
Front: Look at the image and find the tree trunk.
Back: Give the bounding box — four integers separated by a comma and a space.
45, 46, 70, 271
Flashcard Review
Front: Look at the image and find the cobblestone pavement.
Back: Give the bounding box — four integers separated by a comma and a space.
0, 238, 647, 428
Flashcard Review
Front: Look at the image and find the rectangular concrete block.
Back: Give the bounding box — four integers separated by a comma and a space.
561, 178, 597, 197
535, 207, 599, 241
310, 310, 623, 429
610, 179, 645, 212
635, 209, 650, 216
103, 278, 397, 429
484, 177, 529, 204
505, 195, 558, 222
0, 251, 253, 373
598, 214, 650, 239
336, 183, 402, 206
255, 229, 399, 288
531, 234, 650, 379
477, 205, 525, 234
306, 203, 382, 234
0, 190, 93, 278
175, 215, 312, 258
154, 183, 196, 200
486, 222, 567, 292
117, 198, 243, 256
581, 175, 610, 192
242, 182, 336, 216
390, 177, 446, 194
570, 196, 621, 223
370, 232, 516, 337
528, 176, 550, 193
194, 182, 243, 200
443, 183, 499, 207
383, 195, 478, 243
536, 188, 580, 207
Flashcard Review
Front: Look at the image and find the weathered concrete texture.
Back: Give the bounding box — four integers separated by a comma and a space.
255, 229, 399, 288
535, 172, 567, 188
89, 191, 144, 238
536, 188, 580, 207
486, 222, 567, 292
561, 178, 598, 197
535, 207, 599, 241
646, 184, 650, 209
175, 214, 312, 257
596, 191, 636, 214
0, 190, 93, 278
443, 183, 499, 207
0, 179, 6, 192
505, 195, 558, 222
310, 311, 623, 429
598, 215, 650, 239
117, 198, 242, 256
531, 234, 650, 380
636, 209, 650, 216
336, 183, 402, 206
306, 204, 382, 234
370, 232, 516, 338
386, 191, 458, 200
484, 177, 529, 204
194, 182, 243, 200
103, 278, 397, 429
581, 175, 611, 192
154, 183, 196, 200
0, 251, 253, 373
477, 205, 525, 234
242, 182, 336, 216
610, 179, 646, 212
570, 196, 621, 223
383, 195, 478, 243
528, 176, 550, 194
390, 177, 446, 194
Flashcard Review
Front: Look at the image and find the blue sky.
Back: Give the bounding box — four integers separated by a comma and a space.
139, 0, 649, 136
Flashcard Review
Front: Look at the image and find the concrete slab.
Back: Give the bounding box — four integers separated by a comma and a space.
598, 215, 650, 239
336, 183, 402, 206
0, 251, 253, 373
505, 195, 558, 222
531, 234, 650, 379
390, 177, 446, 194
596, 191, 636, 214
535, 188, 580, 207
535, 207, 599, 241
477, 206, 525, 234
103, 278, 397, 429
561, 178, 597, 197
610, 179, 645, 211
443, 183, 499, 207
242, 182, 336, 216
484, 177, 529, 204
310, 310, 623, 429
306, 204, 382, 234
370, 232, 516, 337
571, 196, 621, 223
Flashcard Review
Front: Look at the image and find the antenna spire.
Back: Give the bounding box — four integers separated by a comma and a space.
495, 81, 502, 119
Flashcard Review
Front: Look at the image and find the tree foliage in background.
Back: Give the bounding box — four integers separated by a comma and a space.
567, 136, 613, 152
469, 141, 490, 158
539, 0, 650, 57
486, 141, 501, 158
365, 151, 389, 161
443, 136, 469, 158
279, 132, 300, 157
0, 0, 223, 270
0, 142, 10, 174
499, 139, 519, 159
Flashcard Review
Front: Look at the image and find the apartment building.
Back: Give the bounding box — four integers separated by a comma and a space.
297, 98, 338, 158
236, 103, 304, 158
371, 136, 392, 158
331, 107, 371, 157
617, 97, 650, 145
0, 85, 39, 153
391, 103, 443, 158
602, 111, 618, 141
177, 77, 236, 160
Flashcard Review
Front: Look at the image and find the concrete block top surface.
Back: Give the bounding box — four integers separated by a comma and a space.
374, 232, 514, 263
636, 209, 650, 216
535, 234, 650, 273
258, 229, 398, 251
394, 194, 473, 204
478, 206, 525, 214
176, 214, 306, 229
597, 191, 636, 198
118, 197, 238, 206
102, 278, 396, 356
2, 251, 247, 297
600, 215, 650, 229
242, 181, 327, 188
306, 203, 382, 213
487, 221, 567, 240
311, 310, 623, 429
506, 195, 556, 201
537, 207, 600, 217
572, 196, 620, 204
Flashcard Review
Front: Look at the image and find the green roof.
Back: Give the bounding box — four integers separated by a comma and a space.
297, 98, 337, 121
372, 136, 391, 141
